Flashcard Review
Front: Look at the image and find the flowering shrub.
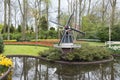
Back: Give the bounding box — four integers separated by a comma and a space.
108, 46, 120, 54
0, 54, 13, 76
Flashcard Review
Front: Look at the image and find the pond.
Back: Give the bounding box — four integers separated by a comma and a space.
10, 56, 120, 80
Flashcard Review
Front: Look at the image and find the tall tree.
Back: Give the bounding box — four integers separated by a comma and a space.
110, 0, 117, 27
87, 0, 91, 14
44, 0, 50, 22
7, 0, 11, 40
10, 0, 18, 29
18, 0, 28, 40
34, 0, 39, 44
58, 0, 61, 24
4, 0, 7, 33
78, 0, 86, 30
101, 0, 109, 26
109, 0, 117, 45
58, 0, 61, 39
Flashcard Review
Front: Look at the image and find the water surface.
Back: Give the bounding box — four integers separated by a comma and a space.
10, 56, 120, 80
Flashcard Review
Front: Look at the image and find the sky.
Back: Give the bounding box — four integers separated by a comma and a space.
1, 0, 120, 28
49, 0, 68, 27
0, 0, 68, 28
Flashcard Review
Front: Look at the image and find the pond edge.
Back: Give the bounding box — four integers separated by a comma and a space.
7, 55, 114, 65
0, 67, 12, 80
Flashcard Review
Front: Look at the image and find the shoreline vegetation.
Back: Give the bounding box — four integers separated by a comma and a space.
1, 40, 120, 63
2, 40, 105, 56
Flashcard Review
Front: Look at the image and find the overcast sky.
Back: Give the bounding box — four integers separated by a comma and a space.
0, 0, 68, 27
1, 0, 120, 28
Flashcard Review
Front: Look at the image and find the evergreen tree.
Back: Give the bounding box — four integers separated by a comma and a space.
17, 25, 22, 32
39, 16, 48, 31
10, 24, 15, 33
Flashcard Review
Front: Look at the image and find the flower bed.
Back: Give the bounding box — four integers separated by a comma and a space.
4, 40, 59, 47
108, 46, 120, 56
0, 55, 13, 80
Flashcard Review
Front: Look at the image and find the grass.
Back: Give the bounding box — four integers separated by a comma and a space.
84, 42, 104, 46
1, 40, 104, 56
79, 41, 104, 46
3, 45, 49, 56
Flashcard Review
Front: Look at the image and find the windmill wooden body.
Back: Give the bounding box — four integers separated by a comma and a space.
51, 7, 85, 53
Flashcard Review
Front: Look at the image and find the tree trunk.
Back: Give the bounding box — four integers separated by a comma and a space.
110, 0, 117, 27
18, 0, 27, 40
14, 8, 17, 28
23, 0, 28, 40
35, 0, 38, 45
102, 0, 105, 26
87, 0, 91, 14
79, 0, 82, 30
74, 0, 78, 41
67, 0, 70, 15
4, 0, 7, 33
46, 0, 49, 22
58, 0, 61, 39
101, 0, 109, 26
7, 0, 11, 40
109, 0, 117, 46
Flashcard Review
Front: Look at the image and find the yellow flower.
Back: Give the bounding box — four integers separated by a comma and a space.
0, 54, 13, 67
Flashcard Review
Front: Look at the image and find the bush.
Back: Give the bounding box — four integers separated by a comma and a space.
39, 45, 112, 62
0, 38, 4, 53
70, 46, 111, 61
97, 27, 109, 42
65, 52, 75, 61
97, 25, 120, 42
39, 48, 61, 61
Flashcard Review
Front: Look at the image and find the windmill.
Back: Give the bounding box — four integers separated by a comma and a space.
50, 6, 85, 53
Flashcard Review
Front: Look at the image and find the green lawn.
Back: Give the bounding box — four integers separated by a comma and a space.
84, 42, 104, 46
2, 41, 104, 56
3, 45, 49, 56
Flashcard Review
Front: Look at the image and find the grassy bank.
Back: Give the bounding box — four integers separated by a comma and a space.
3, 45, 49, 56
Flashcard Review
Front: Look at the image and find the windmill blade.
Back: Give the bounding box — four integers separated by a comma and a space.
58, 30, 67, 45
71, 28, 85, 35
65, 4, 75, 27
49, 20, 64, 27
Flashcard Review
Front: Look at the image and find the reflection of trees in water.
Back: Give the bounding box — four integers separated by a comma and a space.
55, 63, 113, 80
11, 56, 120, 80
113, 57, 120, 80
12, 57, 41, 80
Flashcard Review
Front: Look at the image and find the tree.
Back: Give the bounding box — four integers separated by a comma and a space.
7, 0, 11, 40
110, 0, 117, 27
17, 25, 22, 32
0, 24, 3, 33
50, 27, 55, 31
11, 0, 19, 28
4, 0, 7, 33
30, 26, 34, 32
57, 0, 61, 39
101, 0, 109, 26
0, 24, 3, 38
10, 24, 15, 33
112, 25, 120, 41
82, 14, 100, 39
97, 24, 120, 41
39, 16, 48, 31
109, 0, 117, 43
87, 0, 91, 14
97, 26, 109, 42
44, 0, 51, 22
18, 0, 28, 40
